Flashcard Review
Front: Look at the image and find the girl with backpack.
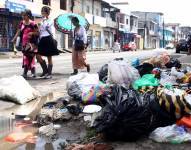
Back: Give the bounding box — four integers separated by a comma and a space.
12, 9, 38, 78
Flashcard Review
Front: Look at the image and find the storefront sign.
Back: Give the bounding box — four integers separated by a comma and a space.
5, 1, 26, 13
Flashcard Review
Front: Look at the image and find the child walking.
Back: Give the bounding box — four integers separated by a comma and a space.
12, 10, 38, 78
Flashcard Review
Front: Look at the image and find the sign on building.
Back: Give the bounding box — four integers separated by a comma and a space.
5, 1, 26, 13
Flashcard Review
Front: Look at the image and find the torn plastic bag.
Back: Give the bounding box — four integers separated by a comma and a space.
98, 64, 108, 83
165, 58, 182, 69
93, 85, 175, 141
149, 125, 191, 144
107, 60, 140, 87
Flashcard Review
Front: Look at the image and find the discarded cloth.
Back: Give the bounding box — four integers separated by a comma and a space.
157, 86, 191, 119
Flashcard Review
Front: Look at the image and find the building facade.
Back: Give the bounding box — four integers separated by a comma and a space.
132, 11, 163, 49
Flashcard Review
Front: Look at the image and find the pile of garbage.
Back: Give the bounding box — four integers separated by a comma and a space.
66, 53, 191, 143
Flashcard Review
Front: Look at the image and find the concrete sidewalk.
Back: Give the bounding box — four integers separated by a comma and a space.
0, 52, 22, 59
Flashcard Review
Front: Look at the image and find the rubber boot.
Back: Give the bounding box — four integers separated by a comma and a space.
39, 60, 48, 77
45, 64, 53, 79
86, 64, 90, 73
22, 66, 28, 78
70, 69, 78, 75
31, 67, 36, 78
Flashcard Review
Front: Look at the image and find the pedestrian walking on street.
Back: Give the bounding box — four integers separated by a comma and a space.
71, 17, 90, 75
37, 6, 59, 79
12, 10, 38, 78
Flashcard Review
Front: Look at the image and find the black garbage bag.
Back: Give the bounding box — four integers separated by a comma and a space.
136, 63, 154, 77
165, 58, 182, 69
93, 85, 175, 141
67, 81, 82, 100
98, 64, 108, 83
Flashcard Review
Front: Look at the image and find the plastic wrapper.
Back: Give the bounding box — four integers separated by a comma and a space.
149, 125, 191, 144
0, 75, 40, 104
98, 64, 108, 83
107, 60, 140, 87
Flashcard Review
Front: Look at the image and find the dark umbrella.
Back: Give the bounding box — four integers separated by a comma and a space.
54, 13, 90, 34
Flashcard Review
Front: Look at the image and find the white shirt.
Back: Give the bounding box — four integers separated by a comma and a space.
74, 26, 87, 44
39, 18, 53, 38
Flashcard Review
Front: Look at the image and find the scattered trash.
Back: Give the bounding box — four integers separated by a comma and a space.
165, 58, 182, 69
39, 123, 57, 142
136, 63, 154, 77
65, 143, 113, 150
133, 74, 159, 91
0, 75, 40, 104
149, 125, 191, 144
5, 132, 36, 143
83, 105, 102, 114
98, 64, 108, 83
93, 85, 174, 141
177, 116, 191, 128
67, 103, 82, 116
107, 59, 140, 86
157, 86, 191, 119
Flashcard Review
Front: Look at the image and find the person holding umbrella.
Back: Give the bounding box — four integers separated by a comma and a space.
37, 6, 59, 78
71, 17, 90, 75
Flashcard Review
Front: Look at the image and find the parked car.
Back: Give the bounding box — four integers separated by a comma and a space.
176, 39, 188, 53
165, 43, 174, 49
122, 42, 137, 51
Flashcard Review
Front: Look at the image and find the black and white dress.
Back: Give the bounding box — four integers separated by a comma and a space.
38, 18, 59, 56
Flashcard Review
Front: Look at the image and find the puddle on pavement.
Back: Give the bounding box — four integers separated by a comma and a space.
0, 91, 71, 150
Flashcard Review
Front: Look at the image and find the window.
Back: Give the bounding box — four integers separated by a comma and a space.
43, 0, 51, 6
60, 0, 67, 10
126, 19, 128, 25
86, 6, 90, 13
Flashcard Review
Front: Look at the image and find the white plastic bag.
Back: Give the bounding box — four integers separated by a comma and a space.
0, 75, 40, 104
107, 60, 140, 86
149, 125, 191, 143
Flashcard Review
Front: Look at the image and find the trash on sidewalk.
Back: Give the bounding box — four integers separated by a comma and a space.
83, 105, 102, 114
93, 85, 175, 141
5, 132, 36, 143
107, 59, 140, 86
65, 143, 113, 150
149, 125, 191, 144
176, 116, 191, 128
0, 75, 40, 104
67, 73, 109, 104
133, 74, 159, 92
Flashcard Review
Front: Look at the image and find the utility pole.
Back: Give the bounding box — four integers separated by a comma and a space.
162, 18, 165, 48
143, 12, 147, 50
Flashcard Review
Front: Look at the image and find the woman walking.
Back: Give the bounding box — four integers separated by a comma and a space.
71, 17, 90, 75
12, 9, 38, 78
37, 6, 59, 78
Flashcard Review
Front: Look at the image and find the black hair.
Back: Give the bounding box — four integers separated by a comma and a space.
41, 6, 51, 15
71, 17, 79, 23
22, 9, 33, 19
